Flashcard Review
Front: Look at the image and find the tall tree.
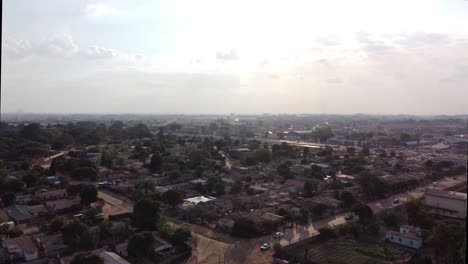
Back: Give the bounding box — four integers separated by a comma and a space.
138, 180, 155, 196
71, 253, 103, 264
163, 189, 184, 208
101, 151, 114, 168
127, 231, 155, 259
149, 153, 163, 173
62, 221, 97, 250
277, 162, 293, 179
80, 184, 98, 206
2, 192, 16, 206
352, 203, 374, 224
170, 228, 192, 250
405, 199, 433, 229
132, 199, 160, 230
340, 190, 356, 209
303, 180, 318, 197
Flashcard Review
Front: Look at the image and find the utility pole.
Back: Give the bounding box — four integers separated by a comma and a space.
0, 0, 3, 124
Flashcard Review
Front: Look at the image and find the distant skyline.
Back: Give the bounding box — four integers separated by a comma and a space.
2, 0, 468, 115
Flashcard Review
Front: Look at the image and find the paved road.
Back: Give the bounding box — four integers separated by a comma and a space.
97, 191, 133, 218
174, 133, 343, 149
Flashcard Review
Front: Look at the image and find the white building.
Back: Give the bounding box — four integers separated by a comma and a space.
425, 188, 467, 219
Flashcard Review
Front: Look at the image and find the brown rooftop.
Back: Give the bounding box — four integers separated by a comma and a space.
387, 230, 422, 241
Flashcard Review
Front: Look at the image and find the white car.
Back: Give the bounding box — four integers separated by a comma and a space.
260, 243, 271, 250
274, 232, 284, 238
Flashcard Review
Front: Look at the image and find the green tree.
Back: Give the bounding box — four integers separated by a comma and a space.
22, 173, 40, 188
127, 231, 155, 259
382, 211, 402, 228
78, 230, 99, 250
71, 252, 103, 264
311, 127, 334, 143
277, 162, 293, 179
50, 217, 65, 233
359, 172, 386, 198
300, 208, 309, 223
8, 227, 24, 238
0, 168, 8, 185
132, 199, 160, 230
318, 227, 336, 241
71, 167, 98, 181
80, 184, 98, 206
168, 169, 182, 182
431, 222, 466, 264
405, 199, 433, 229
149, 153, 163, 172
361, 147, 370, 156
312, 203, 328, 217
2, 192, 16, 206
352, 203, 374, 225
170, 228, 192, 250
251, 148, 272, 163
340, 190, 356, 209
309, 165, 325, 179
213, 182, 225, 195
303, 147, 310, 157
1, 179, 25, 193
163, 189, 184, 208
303, 180, 318, 197
20, 123, 43, 141
231, 218, 258, 237
62, 221, 97, 250
98, 221, 113, 241
101, 151, 114, 168
138, 180, 155, 196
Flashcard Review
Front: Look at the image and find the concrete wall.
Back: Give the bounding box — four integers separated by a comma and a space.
385, 234, 422, 249
425, 195, 466, 219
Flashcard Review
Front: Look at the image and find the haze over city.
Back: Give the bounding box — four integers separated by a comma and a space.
2, 0, 468, 115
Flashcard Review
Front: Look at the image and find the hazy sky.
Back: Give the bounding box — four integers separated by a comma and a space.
2, 0, 468, 115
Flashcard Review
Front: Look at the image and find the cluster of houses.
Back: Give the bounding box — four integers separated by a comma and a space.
0, 188, 83, 263
385, 187, 466, 250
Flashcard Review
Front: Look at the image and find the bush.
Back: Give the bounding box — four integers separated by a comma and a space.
318, 227, 336, 241
231, 218, 258, 238
127, 231, 155, 258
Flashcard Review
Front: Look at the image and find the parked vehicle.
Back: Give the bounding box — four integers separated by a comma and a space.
260, 243, 271, 250
344, 214, 354, 220
274, 232, 284, 238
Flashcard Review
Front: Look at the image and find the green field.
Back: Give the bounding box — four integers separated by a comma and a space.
288, 238, 407, 264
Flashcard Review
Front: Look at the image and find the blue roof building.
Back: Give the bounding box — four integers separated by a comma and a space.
5, 205, 33, 224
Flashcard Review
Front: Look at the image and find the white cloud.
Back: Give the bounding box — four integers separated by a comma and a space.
216, 50, 238, 61
2, 37, 32, 59
81, 46, 120, 59
37, 34, 79, 57
84, 3, 116, 17
2, 34, 142, 63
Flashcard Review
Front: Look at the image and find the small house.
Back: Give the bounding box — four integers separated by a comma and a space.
5, 205, 33, 224
35, 189, 67, 201
2, 236, 39, 262
385, 226, 423, 249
